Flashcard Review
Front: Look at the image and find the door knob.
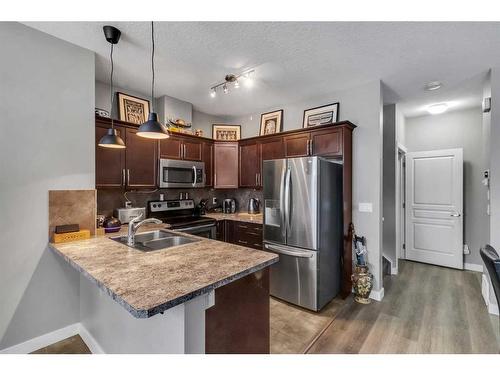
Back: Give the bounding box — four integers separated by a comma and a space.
450, 212, 461, 217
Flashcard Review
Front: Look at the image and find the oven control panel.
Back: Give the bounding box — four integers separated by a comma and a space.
149, 199, 194, 212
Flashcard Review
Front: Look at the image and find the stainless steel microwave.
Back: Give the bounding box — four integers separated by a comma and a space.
159, 159, 205, 188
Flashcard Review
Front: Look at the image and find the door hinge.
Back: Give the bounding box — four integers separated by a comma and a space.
402, 202, 405, 208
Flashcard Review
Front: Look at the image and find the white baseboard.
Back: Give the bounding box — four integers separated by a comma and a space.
488, 302, 500, 316
0, 322, 103, 354
78, 324, 104, 354
464, 263, 483, 273
370, 288, 385, 301
0, 323, 80, 354
482, 274, 500, 316
391, 266, 398, 275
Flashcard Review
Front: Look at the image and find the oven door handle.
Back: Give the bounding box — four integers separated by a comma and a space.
192, 166, 197, 187
174, 223, 215, 232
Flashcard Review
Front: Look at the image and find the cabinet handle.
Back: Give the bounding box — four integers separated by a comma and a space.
183, 144, 186, 159
310, 139, 314, 155
127, 169, 130, 186
259, 173, 261, 186
255, 173, 258, 186
306, 140, 310, 155
122, 169, 126, 186
238, 240, 248, 244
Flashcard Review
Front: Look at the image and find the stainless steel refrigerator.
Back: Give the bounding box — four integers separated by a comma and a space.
263, 156, 343, 311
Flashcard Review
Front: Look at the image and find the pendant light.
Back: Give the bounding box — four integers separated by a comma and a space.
98, 26, 126, 149
137, 21, 169, 139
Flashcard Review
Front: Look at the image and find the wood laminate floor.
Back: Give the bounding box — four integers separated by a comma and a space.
306, 260, 500, 354
30, 335, 91, 354
31, 260, 500, 354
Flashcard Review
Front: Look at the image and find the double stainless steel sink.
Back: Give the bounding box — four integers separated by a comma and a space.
111, 230, 200, 252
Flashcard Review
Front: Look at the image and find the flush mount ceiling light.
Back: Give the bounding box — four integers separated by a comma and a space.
210, 69, 254, 97
427, 103, 449, 115
137, 21, 169, 139
424, 81, 443, 91
98, 25, 126, 149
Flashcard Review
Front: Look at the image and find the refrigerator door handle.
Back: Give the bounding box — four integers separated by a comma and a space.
284, 167, 292, 234
279, 165, 287, 238
265, 243, 314, 258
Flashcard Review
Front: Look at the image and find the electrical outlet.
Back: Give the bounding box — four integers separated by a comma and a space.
463, 244, 470, 255
212, 197, 217, 205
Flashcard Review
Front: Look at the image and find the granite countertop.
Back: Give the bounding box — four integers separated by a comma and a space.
48, 224, 277, 318
204, 212, 263, 225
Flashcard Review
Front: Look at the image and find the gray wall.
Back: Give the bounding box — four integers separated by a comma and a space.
405, 107, 486, 266
0, 22, 95, 349
192, 110, 231, 138
382, 105, 397, 269
96, 81, 228, 137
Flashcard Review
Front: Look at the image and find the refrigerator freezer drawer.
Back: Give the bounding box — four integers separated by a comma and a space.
265, 243, 318, 311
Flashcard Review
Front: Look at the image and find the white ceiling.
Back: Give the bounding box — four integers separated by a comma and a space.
24, 22, 500, 117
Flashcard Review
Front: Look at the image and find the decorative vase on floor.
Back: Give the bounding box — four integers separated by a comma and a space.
351, 264, 373, 304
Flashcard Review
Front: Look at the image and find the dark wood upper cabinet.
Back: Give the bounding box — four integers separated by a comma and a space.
202, 141, 213, 187
182, 138, 203, 161
160, 135, 202, 161
159, 137, 183, 160
214, 142, 239, 189
125, 128, 158, 189
283, 132, 311, 158
95, 123, 126, 188
310, 128, 342, 157
239, 141, 260, 188
259, 136, 285, 161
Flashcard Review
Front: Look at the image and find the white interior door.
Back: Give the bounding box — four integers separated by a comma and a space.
405, 149, 463, 269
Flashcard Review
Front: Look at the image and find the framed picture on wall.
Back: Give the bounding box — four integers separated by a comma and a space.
260, 109, 283, 136
303, 102, 339, 128
212, 124, 241, 141
117, 92, 150, 125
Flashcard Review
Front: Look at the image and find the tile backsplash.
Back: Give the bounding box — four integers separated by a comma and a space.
97, 188, 263, 218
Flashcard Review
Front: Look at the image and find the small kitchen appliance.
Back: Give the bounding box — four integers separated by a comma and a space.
223, 198, 236, 214
159, 159, 205, 188
247, 198, 260, 214
114, 207, 146, 224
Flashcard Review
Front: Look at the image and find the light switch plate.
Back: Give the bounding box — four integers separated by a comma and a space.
359, 202, 373, 212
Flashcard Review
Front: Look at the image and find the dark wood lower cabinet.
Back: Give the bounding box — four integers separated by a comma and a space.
205, 268, 270, 354
219, 220, 263, 250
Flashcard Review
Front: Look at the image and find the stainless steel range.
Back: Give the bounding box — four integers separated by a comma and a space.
147, 199, 216, 239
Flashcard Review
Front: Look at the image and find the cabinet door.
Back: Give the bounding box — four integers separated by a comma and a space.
95, 124, 126, 188
284, 133, 311, 157
159, 136, 183, 160
260, 136, 284, 161
310, 128, 343, 157
182, 138, 203, 161
125, 128, 158, 189
202, 141, 214, 187
216, 220, 225, 241
239, 141, 260, 188
214, 142, 239, 188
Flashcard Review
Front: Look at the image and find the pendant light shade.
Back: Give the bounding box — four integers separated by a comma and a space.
98, 128, 126, 148
98, 25, 126, 149
137, 112, 169, 139
138, 21, 169, 139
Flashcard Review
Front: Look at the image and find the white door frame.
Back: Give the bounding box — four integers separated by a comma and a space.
396, 143, 407, 262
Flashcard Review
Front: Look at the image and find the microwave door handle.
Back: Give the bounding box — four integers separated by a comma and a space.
192, 166, 197, 187
279, 165, 287, 238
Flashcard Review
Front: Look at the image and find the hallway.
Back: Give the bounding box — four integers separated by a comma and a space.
307, 260, 499, 354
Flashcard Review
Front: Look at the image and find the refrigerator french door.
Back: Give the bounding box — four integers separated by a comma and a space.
263, 156, 343, 311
